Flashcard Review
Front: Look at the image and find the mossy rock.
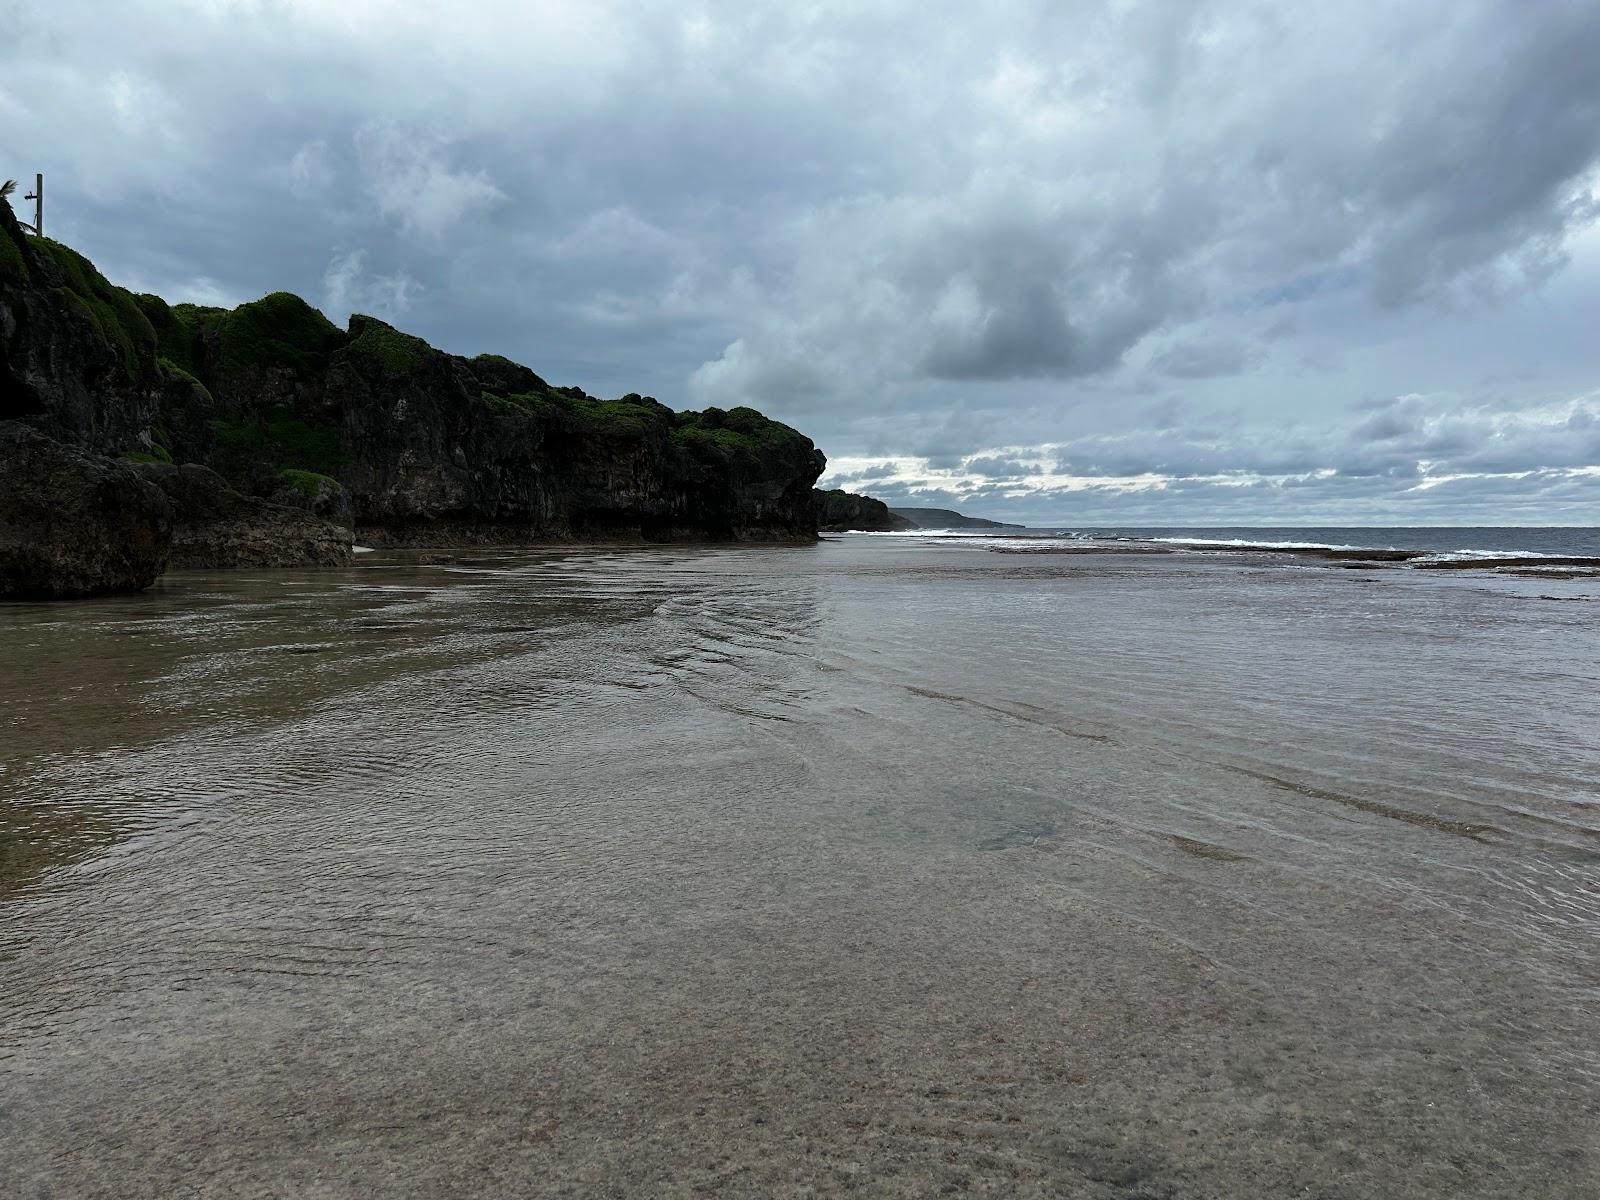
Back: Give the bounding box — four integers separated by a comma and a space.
471, 353, 549, 390
35, 239, 157, 383
121, 447, 173, 466
157, 357, 216, 405
347, 316, 431, 374
481, 391, 536, 415
0, 226, 25, 278
278, 468, 338, 499
211, 408, 345, 477
142, 292, 343, 385
152, 302, 228, 378
671, 405, 798, 454
216, 292, 343, 375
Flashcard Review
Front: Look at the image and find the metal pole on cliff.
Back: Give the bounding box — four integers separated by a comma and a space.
23, 174, 42, 238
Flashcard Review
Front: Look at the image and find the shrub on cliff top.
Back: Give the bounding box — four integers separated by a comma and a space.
671, 406, 800, 454
346, 316, 430, 374
138, 292, 343, 384
215, 292, 344, 376
471, 353, 551, 395
479, 386, 671, 441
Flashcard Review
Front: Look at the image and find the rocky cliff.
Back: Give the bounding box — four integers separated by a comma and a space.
0, 198, 825, 557
815, 489, 915, 532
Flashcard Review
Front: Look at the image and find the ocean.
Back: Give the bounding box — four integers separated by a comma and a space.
879, 523, 1600, 558
2, 535, 1597, 1196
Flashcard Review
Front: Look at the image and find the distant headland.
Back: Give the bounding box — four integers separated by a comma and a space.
815, 491, 1023, 533
888, 507, 1024, 531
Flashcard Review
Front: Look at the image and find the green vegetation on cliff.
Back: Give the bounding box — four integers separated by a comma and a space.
0, 205, 825, 541
211, 409, 345, 477
142, 291, 344, 383
215, 292, 343, 375
0, 223, 24, 277
346, 316, 429, 374
36, 239, 157, 382
672, 406, 798, 455
478, 382, 673, 441
278, 468, 339, 498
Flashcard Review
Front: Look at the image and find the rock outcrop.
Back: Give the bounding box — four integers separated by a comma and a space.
0, 422, 172, 599
0, 199, 164, 455
133, 462, 353, 569
888, 507, 1023, 530
1, 196, 825, 552
815, 489, 915, 532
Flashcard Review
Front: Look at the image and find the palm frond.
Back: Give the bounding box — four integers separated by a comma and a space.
0, 179, 16, 201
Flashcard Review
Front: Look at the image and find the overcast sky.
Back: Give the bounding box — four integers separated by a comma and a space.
5, 0, 1600, 524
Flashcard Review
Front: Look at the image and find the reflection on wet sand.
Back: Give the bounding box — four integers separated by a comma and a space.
2, 539, 1597, 1197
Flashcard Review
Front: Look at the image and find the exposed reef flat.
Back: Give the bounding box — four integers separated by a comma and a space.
1414, 555, 1600, 571
992, 545, 1177, 556
988, 538, 1600, 573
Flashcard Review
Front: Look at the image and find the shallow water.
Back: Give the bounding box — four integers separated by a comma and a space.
2, 537, 1598, 1197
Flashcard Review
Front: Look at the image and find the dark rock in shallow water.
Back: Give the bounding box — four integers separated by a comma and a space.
815, 489, 914, 532
132, 462, 352, 569
267, 469, 355, 530
0, 423, 173, 599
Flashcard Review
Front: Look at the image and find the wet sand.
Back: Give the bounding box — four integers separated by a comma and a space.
2, 538, 1597, 1197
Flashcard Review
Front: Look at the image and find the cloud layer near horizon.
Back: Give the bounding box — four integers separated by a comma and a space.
5, 0, 1600, 522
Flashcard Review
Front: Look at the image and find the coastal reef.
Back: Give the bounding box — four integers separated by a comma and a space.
0, 196, 825, 595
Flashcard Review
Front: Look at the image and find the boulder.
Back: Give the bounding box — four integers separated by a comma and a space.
132, 462, 353, 569
267, 469, 355, 529
0, 422, 173, 599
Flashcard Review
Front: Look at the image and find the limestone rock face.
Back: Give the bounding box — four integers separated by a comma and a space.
0, 422, 173, 599
2, 195, 826, 548
132, 462, 352, 569
0, 200, 163, 454
815, 489, 915, 532
0, 195, 825, 547
320, 318, 825, 545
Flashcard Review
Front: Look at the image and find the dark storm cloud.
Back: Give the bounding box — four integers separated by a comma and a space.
4, 0, 1600, 521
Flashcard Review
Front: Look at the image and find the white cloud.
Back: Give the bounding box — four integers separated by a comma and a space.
323, 249, 421, 322
353, 124, 507, 239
